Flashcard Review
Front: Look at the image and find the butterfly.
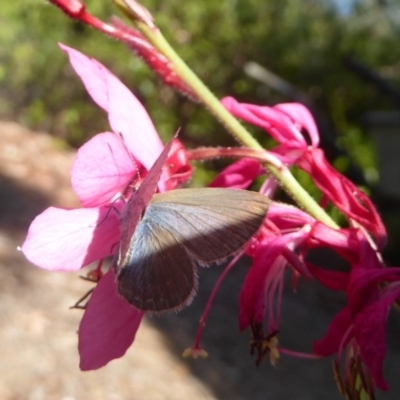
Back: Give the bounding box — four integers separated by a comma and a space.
114, 138, 269, 312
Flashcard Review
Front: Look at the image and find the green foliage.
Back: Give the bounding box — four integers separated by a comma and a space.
2, 0, 400, 178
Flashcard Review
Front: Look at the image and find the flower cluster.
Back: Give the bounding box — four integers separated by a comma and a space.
21, 1, 400, 398
212, 97, 398, 393
21, 44, 192, 370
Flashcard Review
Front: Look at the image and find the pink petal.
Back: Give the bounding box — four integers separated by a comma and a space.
354, 291, 400, 391
259, 176, 279, 198
239, 245, 283, 330
162, 138, 192, 190
221, 96, 307, 147
299, 148, 387, 248
347, 267, 400, 312
308, 224, 359, 264
71, 133, 136, 207
239, 230, 307, 330
78, 268, 144, 370
21, 206, 120, 271
59, 43, 163, 171
209, 158, 261, 189
274, 103, 319, 147
267, 202, 315, 230
313, 307, 352, 356
307, 263, 349, 291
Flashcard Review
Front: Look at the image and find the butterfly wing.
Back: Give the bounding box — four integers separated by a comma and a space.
116, 186, 268, 313
116, 137, 175, 270
148, 188, 269, 264
116, 215, 197, 312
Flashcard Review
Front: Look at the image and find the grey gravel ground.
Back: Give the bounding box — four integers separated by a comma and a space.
0, 121, 399, 400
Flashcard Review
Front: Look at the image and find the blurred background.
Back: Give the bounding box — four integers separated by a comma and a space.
1, 0, 400, 399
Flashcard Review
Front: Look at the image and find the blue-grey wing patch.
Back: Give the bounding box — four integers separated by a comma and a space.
148, 188, 269, 265
116, 217, 197, 312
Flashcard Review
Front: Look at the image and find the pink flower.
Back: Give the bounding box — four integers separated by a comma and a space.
203, 97, 392, 391
313, 232, 400, 391
221, 97, 386, 248
238, 203, 319, 365
221, 96, 320, 165
239, 226, 311, 362
21, 44, 191, 370
239, 203, 394, 382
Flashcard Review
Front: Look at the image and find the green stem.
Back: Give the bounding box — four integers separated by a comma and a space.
114, 0, 338, 229
189, 147, 338, 228
141, 25, 264, 150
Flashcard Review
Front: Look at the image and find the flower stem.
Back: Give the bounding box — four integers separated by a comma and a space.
114, 1, 262, 149
190, 147, 339, 228
114, 0, 338, 229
